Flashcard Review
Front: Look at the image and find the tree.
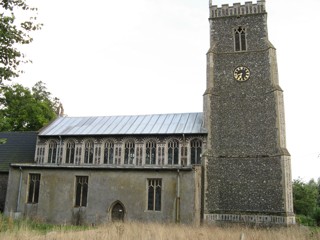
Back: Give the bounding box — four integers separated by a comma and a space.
0, 81, 60, 131
0, 0, 42, 84
293, 178, 318, 216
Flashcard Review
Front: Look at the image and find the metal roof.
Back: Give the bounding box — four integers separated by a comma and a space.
39, 113, 207, 136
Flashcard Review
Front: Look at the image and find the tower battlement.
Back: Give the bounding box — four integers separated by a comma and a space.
209, 1, 266, 18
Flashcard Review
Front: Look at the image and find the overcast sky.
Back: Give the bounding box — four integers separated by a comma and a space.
15, 0, 320, 181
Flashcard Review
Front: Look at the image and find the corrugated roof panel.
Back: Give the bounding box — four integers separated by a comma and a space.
38, 113, 206, 136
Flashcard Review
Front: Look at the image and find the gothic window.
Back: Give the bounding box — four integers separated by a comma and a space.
157, 145, 165, 165
36, 146, 45, 163
147, 179, 162, 211
168, 139, 179, 165
48, 140, 57, 163
234, 26, 247, 51
66, 140, 76, 164
27, 174, 40, 204
180, 144, 188, 166
136, 145, 143, 166
124, 140, 135, 164
115, 146, 122, 165
75, 176, 88, 207
104, 141, 114, 164
191, 139, 202, 165
94, 146, 101, 164
145, 140, 156, 165
84, 140, 94, 164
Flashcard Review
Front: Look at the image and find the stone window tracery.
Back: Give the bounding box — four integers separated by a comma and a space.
84, 140, 94, 164
75, 176, 88, 207
124, 140, 135, 164
147, 179, 162, 211
191, 139, 202, 165
146, 140, 156, 165
27, 174, 41, 204
104, 141, 114, 164
168, 139, 179, 165
66, 140, 76, 164
48, 140, 58, 163
36, 145, 45, 163
234, 26, 247, 51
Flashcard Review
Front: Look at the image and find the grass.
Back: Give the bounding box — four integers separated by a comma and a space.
1, 214, 320, 240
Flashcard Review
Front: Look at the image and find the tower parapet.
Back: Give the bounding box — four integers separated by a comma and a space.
209, 1, 266, 18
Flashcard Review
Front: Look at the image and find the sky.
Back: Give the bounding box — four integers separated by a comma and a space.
13, 0, 320, 181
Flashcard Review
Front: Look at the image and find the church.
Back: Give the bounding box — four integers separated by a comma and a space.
4, 0, 295, 225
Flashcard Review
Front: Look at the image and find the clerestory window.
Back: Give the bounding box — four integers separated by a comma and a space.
84, 140, 94, 164
168, 139, 179, 165
145, 140, 156, 165
66, 140, 76, 164
191, 139, 202, 165
124, 140, 135, 164
104, 141, 114, 164
48, 140, 57, 163
234, 26, 247, 51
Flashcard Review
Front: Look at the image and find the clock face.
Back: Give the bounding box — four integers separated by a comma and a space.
233, 66, 250, 82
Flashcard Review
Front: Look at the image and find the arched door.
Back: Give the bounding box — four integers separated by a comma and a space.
111, 202, 125, 222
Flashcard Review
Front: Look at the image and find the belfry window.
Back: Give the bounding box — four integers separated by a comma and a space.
84, 140, 94, 164
234, 26, 247, 51
147, 179, 162, 211
124, 140, 135, 164
191, 139, 202, 165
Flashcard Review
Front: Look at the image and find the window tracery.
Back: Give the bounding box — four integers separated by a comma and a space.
146, 140, 156, 165
168, 139, 179, 165
104, 141, 114, 164
66, 140, 76, 164
191, 139, 202, 165
124, 140, 135, 164
48, 140, 58, 163
234, 26, 247, 51
84, 140, 94, 164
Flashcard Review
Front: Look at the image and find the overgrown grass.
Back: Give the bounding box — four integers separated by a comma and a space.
1, 213, 320, 240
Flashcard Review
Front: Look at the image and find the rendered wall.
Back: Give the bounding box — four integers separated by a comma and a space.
5, 166, 201, 225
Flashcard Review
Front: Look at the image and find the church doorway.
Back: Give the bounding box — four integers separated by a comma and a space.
110, 201, 125, 222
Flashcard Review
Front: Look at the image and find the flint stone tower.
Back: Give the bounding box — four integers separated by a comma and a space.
203, 0, 295, 225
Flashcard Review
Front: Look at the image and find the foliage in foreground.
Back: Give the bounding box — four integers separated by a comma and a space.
0, 0, 42, 84
293, 178, 320, 226
1, 214, 320, 240
0, 81, 61, 131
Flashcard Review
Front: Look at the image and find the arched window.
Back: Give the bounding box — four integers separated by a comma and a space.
66, 140, 75, 164
84, 140, 94, 164
168, 139, 179, 165
191, 139, 202, 165
104, 141, 114, 164
48, 140, 57, 163
124, 140, 135, 164
145, 140, 156, 165
234, 26, 247, 51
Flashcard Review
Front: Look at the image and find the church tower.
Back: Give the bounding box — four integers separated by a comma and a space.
203, 0, 295, 225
